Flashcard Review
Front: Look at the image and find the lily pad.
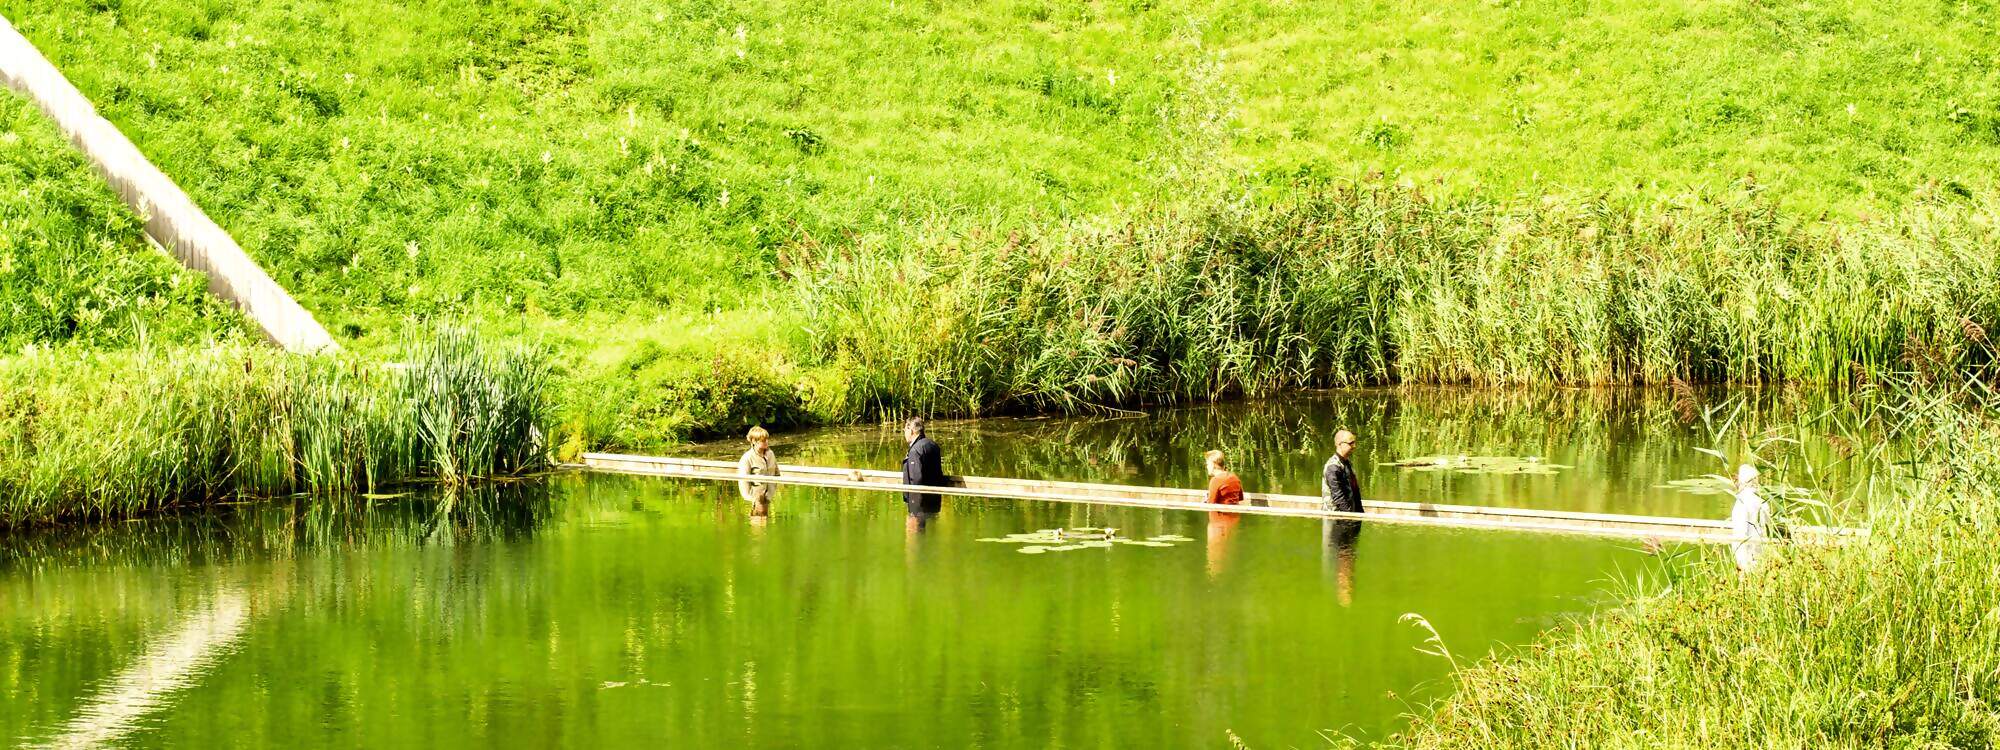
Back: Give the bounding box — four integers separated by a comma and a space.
1658, 476, 1798, 497
1382, 455, 1573, 475
992, 527, 1187, 554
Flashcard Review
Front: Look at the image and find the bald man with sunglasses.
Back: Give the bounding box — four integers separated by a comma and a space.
1321, 430, 1364, 514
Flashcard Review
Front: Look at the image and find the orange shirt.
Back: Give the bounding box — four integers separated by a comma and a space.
1206, 472, 1244, 505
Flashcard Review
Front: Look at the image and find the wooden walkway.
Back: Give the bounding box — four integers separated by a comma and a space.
578, 453, 1867, 545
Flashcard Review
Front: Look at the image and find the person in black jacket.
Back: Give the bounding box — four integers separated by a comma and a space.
1321, 429, 1363, 513
901, 417, 945, 523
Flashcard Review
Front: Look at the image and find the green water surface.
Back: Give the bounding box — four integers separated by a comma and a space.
6, 387, 1874, 747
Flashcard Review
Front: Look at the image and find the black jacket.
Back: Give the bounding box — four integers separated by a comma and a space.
1322, 454, 1363, 513
903, 436, 945, 514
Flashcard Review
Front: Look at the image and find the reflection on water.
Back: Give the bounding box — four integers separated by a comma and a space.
0, 474, 1665, 746
39, 587, 248, 750
692, 385, 1882, 521
1324, 519, 1363, 608
0, 482, 556, 572
1205, 511, 1239, 579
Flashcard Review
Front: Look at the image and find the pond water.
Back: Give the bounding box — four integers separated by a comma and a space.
688, 385, 1876, 522
2, 387, 1873, 747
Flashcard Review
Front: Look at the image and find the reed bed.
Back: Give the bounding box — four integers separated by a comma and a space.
796, 183, 2000, 419
1371, 372, 2000, 748
0, 327, 551, 526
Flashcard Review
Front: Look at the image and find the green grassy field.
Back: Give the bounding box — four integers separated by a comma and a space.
4, 0, 1999, 448
0, 91, 247, 349
10, 0, 1999, 338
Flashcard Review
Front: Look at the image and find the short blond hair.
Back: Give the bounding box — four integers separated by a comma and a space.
1203, 449, 1226, 469
746, 425, 771, 444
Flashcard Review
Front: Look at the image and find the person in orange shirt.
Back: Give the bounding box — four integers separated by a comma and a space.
1203, 449, 1244, 505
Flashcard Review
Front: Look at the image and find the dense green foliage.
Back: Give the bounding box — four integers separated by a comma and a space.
0, 91, 246, 348
0, 328, 552, 526
8, 0, 1180, 339
9, 0, 2000, 446
1382, 374, 2000, 748
799, 183, 2000, 416
10, 0, 1999, 344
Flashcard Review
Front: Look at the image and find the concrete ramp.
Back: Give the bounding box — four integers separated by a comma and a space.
0, 14, 336, 352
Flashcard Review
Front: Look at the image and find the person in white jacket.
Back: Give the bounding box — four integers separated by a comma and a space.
1730, 463, 1772, 572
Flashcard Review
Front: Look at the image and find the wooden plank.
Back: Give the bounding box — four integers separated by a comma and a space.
577, 453, 1868, 545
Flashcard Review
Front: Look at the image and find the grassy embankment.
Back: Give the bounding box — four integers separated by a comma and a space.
0, 94, 550, 526
0, 92, 248, 349
6, 0, 2000, 448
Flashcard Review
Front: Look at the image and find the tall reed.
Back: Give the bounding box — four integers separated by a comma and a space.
0, 327, 551, 526
1373, 369, 2000, 747
795, 182, 2000, 420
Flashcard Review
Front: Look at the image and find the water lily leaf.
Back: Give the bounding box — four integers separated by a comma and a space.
1658, 476, 1799, 497
997, 527, 1184, 554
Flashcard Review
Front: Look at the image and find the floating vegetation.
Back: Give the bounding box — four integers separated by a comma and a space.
980, 527, 1186, 555
1657, 476, 1799, 497
1383, 455, 1573, 475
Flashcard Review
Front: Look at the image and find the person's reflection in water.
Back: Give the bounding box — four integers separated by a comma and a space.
904, 506, 931, 571
1205, 510, 1239, 579
1322, 519, 1362, 607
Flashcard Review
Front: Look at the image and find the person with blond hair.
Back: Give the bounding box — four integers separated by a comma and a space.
1730, 463, 1772, 572
738, 426, 780, 516
1202, 449, 1244, 505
